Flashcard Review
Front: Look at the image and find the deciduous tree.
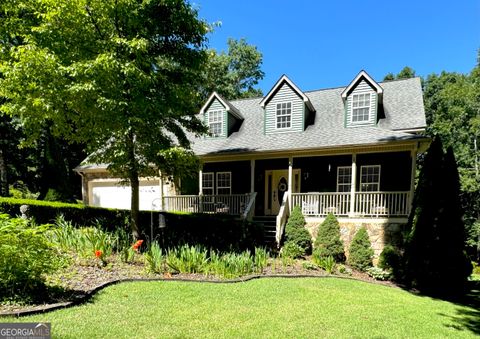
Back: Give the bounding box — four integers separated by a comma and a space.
0, 0, 210, 237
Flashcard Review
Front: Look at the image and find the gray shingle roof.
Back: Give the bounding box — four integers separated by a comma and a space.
191, 77, 427, 156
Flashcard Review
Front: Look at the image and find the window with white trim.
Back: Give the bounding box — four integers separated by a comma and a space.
352, 93, 371, 123
216, 172, 231, 195
336, 166, 352, 192
276, 102, 292, 129
208, 110, 223, 137
360, 165, 381, 191
202, 172, 214, 195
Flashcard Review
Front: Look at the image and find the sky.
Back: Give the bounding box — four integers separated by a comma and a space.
195, 0, 480, 94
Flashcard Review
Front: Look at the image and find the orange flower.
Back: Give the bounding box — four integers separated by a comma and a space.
95, 250, 103, 258
132, 240, 144, 251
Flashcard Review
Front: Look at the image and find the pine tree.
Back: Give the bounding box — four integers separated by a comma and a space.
284, 206, 312, 254
348, 227, 373, 271
313, 213, 345, 263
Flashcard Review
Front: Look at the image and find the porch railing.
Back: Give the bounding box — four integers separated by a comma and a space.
163, 193, 252, 216
276, 191, 290, 246
291, 191, 410, 217
291, 192, 350, 216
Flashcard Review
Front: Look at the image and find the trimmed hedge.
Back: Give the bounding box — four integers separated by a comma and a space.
0, 198, 263, 252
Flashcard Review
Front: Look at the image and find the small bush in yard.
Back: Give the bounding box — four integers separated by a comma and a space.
284, 206, 312, 254
0, 214, 63, 301
313, 213, 345, 263
366, 267, 392, 281
348, 227, 374, 272
281, 241, 305, 259
145, 242, 165, 273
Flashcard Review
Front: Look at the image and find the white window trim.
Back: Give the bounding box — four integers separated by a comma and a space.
216, 172, 232, 195
202, 172, 214, 195
208, 110, 224, 137
275, 101, 293, 130
351, 93, 371, 124
359, 165, 381, 192
336, 166, 352, 193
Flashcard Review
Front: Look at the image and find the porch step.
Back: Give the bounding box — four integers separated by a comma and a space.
252, 216, 277, 248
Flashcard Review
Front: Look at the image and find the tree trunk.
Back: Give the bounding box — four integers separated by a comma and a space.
126, 130, 140, 239
0, 148, 8, 197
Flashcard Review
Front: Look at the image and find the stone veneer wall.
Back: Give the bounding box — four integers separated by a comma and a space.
305, 218, 405, 265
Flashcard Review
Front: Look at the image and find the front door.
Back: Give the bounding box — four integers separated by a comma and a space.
264, 169, 301, 215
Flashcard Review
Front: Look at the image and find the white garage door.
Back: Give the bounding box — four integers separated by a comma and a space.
90, 180, 161, 211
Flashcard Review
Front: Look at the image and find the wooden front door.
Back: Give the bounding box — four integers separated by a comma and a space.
264, 169, 301, 215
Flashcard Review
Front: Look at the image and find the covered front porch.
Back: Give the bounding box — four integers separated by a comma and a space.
161, 144, 418, 232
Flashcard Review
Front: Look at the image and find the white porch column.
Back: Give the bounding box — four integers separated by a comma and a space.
409, 148, 417, 209
349, 153, 357, 216
159, 171, 164, 211
198, 169, 203, 195
250, 159, 255, 193
288, 156, 293, 207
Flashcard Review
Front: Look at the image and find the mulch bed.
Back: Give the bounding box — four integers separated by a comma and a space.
0, 257, 397, 317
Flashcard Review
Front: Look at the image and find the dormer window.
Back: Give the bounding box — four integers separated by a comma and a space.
208, 110, 223, 136
276, 102, 292, 129
352, 93, 371, 123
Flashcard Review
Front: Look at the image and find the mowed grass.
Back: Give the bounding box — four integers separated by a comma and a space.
2, 278, 478, 338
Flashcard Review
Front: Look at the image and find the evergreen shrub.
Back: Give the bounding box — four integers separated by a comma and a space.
284, 206, 312, 254
348, 227, 374, 271
313, 213, 345, 263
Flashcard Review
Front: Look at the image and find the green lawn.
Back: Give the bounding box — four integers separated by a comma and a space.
2, 278, 478, 338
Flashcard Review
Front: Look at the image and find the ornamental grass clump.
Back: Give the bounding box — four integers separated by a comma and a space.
284, 206, 312, 255
144, 241, 165, 273
166, 245, 209, 274
348, 227, 374, 272
313, 213, 345, 263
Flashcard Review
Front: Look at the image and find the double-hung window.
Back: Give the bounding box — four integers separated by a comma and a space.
360, 165, 381, 191
276, 102, 292, 129
202, 172, 214, 195
352, 93, 371, 123
208, 110, 223, 137
336, 166, 352, 192
216, 172, 231, 195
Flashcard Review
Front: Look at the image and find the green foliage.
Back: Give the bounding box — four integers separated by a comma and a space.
144, 242, 165, 274
0, 0, 211, 235
348, 227, 373, 272
166, 245, 209, 274
301, 261, 318, 270
336, 264, 352, 276
0, 214, 62, 301
8, 182, 39, 200
203, 38, 265, 100
366, 267, 392, 281
404, 138, 472, 294
315, 255, 336, 274
284, 206, 312, 254
253, 247, 269, 274
313, 213, 345, 263
208, 251, 254, 279
281, 241, 305, 259
378, 245, 402, 273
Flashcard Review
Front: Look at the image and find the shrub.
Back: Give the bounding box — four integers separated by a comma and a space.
378, 244, 402, 274
281, 241, 305, 259
284, 206, 312, 254
0, 214, 63, 301
366, 267, 392, 281
348, 227, 374, 272
336, 264, 352, 276
313, 213, 345, 263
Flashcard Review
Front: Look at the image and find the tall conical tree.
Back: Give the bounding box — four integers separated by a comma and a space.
404, 138, 472, 295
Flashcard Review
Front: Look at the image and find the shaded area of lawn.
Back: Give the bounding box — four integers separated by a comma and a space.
1, 277, 479, 338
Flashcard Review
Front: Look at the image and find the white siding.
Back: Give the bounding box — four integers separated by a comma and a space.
346, 80, 377, 127
265, 83, 304, 134
204, 98, 227, 138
